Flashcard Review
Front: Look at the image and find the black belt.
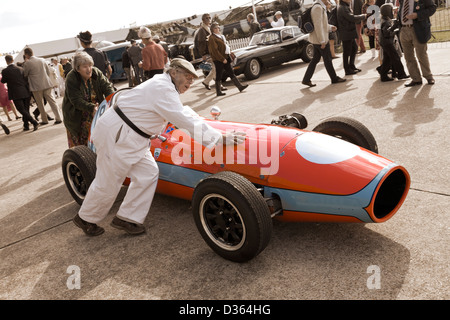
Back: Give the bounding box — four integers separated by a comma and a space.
113, 104, 150, 139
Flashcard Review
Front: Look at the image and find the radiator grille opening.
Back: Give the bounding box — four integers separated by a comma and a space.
373, 169, 408, 219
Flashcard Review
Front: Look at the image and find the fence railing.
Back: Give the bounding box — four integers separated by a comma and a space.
229, 37, 251, 51
431, 6, 450, 33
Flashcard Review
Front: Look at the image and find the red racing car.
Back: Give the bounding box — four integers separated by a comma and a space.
62, 90, 410, 262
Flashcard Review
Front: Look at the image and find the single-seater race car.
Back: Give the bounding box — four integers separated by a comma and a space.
62, 90, 410, 262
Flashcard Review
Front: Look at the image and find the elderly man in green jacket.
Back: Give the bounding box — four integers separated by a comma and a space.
62, 51, 114, 148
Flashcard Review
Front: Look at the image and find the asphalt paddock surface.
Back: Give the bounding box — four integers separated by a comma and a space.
0, 42, 448, 301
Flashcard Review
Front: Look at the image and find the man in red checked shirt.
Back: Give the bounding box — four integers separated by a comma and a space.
138, 26, 168, 81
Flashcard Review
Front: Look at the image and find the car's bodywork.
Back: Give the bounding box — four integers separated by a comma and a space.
62, 92, 410, 262
151, 119, 409, 223
232, 26, 314, 80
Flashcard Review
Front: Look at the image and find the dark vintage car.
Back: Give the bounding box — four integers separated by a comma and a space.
232, 26, 314, 80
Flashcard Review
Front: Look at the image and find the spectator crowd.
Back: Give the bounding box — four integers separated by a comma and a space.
0, 0, 437, 136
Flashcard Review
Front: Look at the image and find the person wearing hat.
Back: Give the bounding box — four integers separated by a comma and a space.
78, 31, 112, 79
73, 58, 246, 236
378, 3, 409, 82
137, 26, 168, 81
271, 11, 285, 28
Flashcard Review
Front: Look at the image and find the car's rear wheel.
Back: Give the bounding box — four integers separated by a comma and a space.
312, 117, 378, 153
244, 58, 262, 80
302, 43, 314, 62
289, 113, 308, 129
192, 171, 272, 262
62, 146, 97, 205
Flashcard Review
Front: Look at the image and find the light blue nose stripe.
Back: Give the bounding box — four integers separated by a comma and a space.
264, 163, 396, 223
158, 162, 211, 188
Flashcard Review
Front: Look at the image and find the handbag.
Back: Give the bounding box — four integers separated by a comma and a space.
199, 61, 212, 72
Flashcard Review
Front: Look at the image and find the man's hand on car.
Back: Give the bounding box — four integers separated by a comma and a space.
222, 131, 246, 145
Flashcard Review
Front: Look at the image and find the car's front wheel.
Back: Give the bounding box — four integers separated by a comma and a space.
62, 146, 97, 205
244, 58, 262, 80
192, 171, 272, 262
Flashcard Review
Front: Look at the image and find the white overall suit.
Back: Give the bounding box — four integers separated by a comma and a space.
78, 72, 222, 225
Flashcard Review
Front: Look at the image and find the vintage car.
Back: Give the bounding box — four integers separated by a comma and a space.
232, 26, 314, 80
62, 91, 410, 263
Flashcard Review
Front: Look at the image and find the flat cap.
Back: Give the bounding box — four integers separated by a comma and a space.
138, 26, 152, 39
170, 58, 199, 78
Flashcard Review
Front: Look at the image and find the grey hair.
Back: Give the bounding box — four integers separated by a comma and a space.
165, 65, 174, 74
72, 51, 94, 71
165, 63, 184, 74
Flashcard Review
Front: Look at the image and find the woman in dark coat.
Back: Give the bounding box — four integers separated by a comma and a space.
337, 0, 369, 74
208, 22, 248, 96
62, 51, 114, 147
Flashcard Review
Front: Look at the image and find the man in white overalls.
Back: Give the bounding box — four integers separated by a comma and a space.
73, 58, 245, 236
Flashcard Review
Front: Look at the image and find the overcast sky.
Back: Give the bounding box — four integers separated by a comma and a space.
0, 0, 266, 53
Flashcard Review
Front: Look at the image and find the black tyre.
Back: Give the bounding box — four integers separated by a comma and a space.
312, 117, 378, 153
290, 113, 308, 129
62, 146, 97, 205
244, 58, 262, 80
192, 171, 272, 262
301, 42, 314, 63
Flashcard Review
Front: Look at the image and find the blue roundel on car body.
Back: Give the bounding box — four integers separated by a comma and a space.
295, 132, 360, 164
